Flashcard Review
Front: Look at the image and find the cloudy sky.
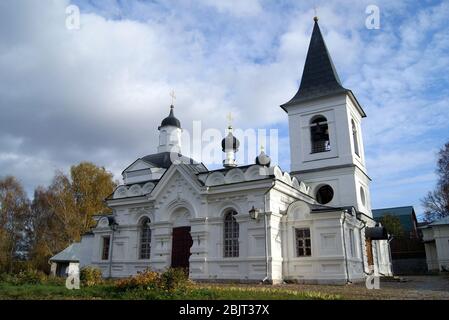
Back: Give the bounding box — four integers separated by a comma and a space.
1, 0, 448, 219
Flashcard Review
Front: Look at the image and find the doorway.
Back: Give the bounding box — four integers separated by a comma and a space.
171, 226, 193, 270
366, 238, 374, 267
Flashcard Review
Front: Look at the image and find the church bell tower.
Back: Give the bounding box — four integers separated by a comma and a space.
282, 17, 372, 216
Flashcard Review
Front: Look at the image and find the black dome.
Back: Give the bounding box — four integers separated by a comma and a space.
221, 131, 240, 152
159, 106, 181, 129
255, 150, 271, 166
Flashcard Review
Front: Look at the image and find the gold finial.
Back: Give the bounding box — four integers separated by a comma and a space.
169, 90, 176, 106
313, 5, 319, 21
260, 145, 265, 153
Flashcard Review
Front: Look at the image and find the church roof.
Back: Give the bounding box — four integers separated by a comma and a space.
282, 18, 347, 108
141, 152, 198, 169
159, 105, 181, 129
281, 18, 365, 117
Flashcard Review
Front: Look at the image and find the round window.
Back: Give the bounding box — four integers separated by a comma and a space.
316, 185, 334, 204
360, 187, 366, 206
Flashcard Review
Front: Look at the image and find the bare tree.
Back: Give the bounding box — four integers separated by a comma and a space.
422, 142, 449, 222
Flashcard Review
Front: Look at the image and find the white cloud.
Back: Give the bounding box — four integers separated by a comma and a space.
0, 0, 447, 217
198, 0, 263, 17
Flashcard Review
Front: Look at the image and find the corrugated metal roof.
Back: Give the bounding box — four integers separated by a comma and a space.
429, 216, 449, 226
49, 243, 80, 262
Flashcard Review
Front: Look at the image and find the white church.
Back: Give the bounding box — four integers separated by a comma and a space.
50, 18, 393, 284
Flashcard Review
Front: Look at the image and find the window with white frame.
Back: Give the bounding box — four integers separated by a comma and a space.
223, 211, 239, 258
295, 228, 311, 257
139, 217, 151, 259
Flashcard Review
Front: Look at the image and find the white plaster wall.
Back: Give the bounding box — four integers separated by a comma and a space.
434, 225, 449, 270
287, 94, 366, 174
422, 225, 449, 271
81, 164, 387, 284
158, 126, 182, 153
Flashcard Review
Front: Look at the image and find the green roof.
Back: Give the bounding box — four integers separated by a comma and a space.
372, 206, 416, 233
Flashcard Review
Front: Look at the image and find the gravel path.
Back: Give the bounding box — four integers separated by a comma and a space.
202, 275, 449, 300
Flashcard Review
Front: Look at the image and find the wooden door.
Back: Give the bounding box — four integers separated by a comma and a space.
366, 239, 374, 267
171, 227, 193, 270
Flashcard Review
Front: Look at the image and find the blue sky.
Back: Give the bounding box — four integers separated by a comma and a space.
0, 0, 448, 220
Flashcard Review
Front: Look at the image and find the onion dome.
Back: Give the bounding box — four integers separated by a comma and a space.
255, 146, 271, 167
221, 126, 240, 152
159, 105, 181, 129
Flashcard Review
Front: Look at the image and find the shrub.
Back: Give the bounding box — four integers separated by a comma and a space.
16, 269, 48, 285
80, 266, 103, 287
114, 268, 192, 293
159, 268, 192, 292
115, 269, 160, 291
0, 273, 16, 284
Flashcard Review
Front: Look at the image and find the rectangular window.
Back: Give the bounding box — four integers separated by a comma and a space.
349, 229, 355, 257
102, 236, 110, 260
295, 228, 311, 257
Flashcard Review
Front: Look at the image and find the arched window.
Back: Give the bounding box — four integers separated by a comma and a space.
223, 211, 239, 258
352, 120, 360, 156
310, 116, 330, 153
139, 217, 151, 259
360, 187, 366, 207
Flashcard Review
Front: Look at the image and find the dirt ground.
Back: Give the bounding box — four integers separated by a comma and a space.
204, 275, 449, 300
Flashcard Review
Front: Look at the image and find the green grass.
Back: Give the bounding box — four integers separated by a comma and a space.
0, 282, 340, 300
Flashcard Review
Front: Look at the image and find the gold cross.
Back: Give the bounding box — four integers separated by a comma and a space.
169, 90, 176, 105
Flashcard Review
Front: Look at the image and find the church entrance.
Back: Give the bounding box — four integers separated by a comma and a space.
366, 239, 374, 267
171, 226, 193, 270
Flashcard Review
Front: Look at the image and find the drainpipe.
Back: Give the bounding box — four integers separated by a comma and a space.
108, 219, 119, 279
341, 210, 351, 284
358, 220, 371, 275
262, 211, 269, 284
108, 227, 115, 279
261, 182, 276, 284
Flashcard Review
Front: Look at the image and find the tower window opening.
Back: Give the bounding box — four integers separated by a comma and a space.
352, 119, 360, 156
310, 116, 330, 153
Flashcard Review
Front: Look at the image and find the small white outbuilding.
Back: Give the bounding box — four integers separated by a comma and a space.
49, 243, 81, 277
421, 217, 449, 272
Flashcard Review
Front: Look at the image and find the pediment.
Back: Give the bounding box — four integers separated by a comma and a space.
150, 165, 203, 200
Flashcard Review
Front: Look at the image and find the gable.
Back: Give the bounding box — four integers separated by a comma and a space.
150, 164, 203, 200
123, 159, 153, 173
